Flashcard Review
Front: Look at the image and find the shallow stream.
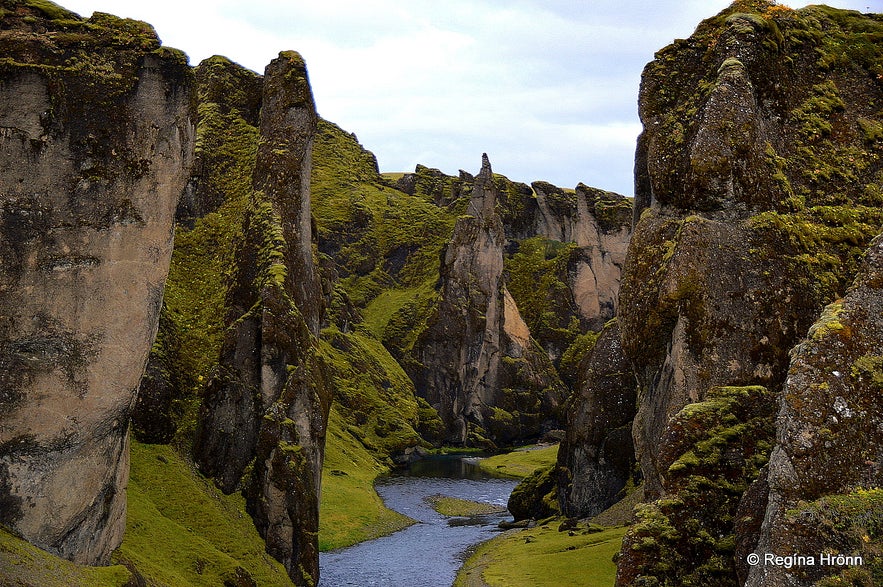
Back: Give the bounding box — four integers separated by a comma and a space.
318, 455, 518, 586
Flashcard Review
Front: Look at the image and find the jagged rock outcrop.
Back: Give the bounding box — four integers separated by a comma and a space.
0, 2, 194, 565
506, 183, 631, 365
556, 320, 637, 519
193, 52, 330, 586
612, 2, 883, 584
745, 234, 883, 586
413, 155, 565, 445
529, 183, 630, 328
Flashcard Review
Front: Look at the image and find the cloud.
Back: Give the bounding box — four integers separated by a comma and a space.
59, 0, 879, 195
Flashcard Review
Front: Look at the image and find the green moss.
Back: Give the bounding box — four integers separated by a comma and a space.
118, 441, 293, 586
455, 523, 627, 587
0, 529, 131, 587
851, 354, 883, 389
426, 495, 505, 517
748, 206, 883, 299
319, 328, 421, 457
478, 445, 559, 479
621, 386, 775, 585
319, 407, 414, 551
18, 0, 79, 20
783, 489, 883, 586
505, 237, 582, 361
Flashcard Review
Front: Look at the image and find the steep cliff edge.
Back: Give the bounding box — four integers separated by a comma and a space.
556, 319, 637, 519
192, 52, 329, 586
612, 2, 883, 584
0, 1, 194, 565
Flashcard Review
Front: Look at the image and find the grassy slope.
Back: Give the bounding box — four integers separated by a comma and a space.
459, 444, 626, 587
455, 524, 627, 587
118, 441, 293, 586
319, 407, 414, 551
0, 530, 131, 587
477, 444, 559, 478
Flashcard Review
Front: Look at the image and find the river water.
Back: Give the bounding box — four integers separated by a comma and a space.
319, 455, 518, 587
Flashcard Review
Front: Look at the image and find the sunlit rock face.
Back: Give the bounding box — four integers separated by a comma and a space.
0, 4, 194, 564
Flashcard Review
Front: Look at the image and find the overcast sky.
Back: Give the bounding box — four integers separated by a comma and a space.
62, 1, 878, 196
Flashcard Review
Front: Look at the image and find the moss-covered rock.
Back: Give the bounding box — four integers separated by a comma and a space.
617, 4, 883, 585
557, 320, 638, 519
508, 465, 560, 522
616, 386, 775, 586
746, 234, 883, 587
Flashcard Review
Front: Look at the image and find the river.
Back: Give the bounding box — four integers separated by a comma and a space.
319, 455, 518, 586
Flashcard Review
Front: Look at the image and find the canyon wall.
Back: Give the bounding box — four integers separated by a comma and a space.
0, 3, 194, 564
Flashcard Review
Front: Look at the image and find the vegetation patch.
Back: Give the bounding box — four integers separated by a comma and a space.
455, 522, 626, 587
478, 444, 559, 479
0, 528, 131, 587
426, 495, 506, 517
319, 407, 414, 551
118, 441, 293, 586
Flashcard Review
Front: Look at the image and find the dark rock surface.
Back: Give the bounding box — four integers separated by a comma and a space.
611, 3, 883, 585
746, 234, 883, 587
193, 52, 330, 586
0, 2, 194, 565
556, 320, 637, 519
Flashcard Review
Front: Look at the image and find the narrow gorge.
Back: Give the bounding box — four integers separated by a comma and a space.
1, 1, 882, 587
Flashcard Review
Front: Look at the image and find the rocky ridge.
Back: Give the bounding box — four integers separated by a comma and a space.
412, 155, 565, 445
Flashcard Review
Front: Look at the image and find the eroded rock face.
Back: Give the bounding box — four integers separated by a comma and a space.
413, 155, 564, 445
0, 5, 194, 564
556, 320, 637, 519
614, 3, 883, 584
528, 182, 631, 333
193, 51, 330, 586
745, 235, 883, 587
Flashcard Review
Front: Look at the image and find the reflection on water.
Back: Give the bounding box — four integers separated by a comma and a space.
319, 455, 518, 587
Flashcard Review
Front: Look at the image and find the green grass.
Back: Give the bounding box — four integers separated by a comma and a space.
361, 281, 435, 340
117, 441, 293, 586
0, 529, 131, 587
455, 523, 627, 587
426, 495, 506, 517
478, 445, 559, 478
319, 407, 414, 551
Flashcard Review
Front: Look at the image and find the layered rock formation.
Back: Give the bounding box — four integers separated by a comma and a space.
0, 3, 193, 565
413, 155, 565, 445
193, 51, 329, 586
609, 2, 883, 584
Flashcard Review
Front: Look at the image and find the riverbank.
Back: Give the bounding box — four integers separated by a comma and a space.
455, 522, 627, 587
456, 442, 634, 586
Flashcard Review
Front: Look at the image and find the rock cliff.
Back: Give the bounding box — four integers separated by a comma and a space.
610, 2, 883, 584
0, 1, 194, 565
413, 155, 565, 445
556, 320, 637, 519
745, 234, 883, 586
193, 51, 329, 586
